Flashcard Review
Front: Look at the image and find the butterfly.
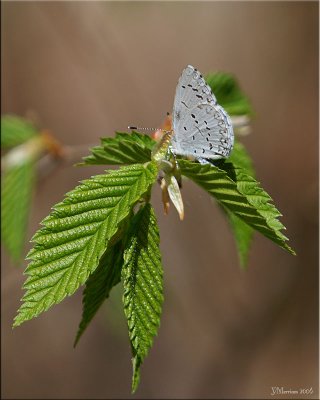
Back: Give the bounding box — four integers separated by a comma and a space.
171, 65, 234, 160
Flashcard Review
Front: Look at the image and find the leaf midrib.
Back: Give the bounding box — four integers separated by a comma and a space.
26, 167, 149, 304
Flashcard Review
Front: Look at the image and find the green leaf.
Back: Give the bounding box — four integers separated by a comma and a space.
221, 162, 294, 250
74, 240, 124, 346
228, 140, 255, 177
1, 161, 36, 263
13, 162, 158, 328
223, 208, 254, 268
218, 141, 255, 267
178, 159, 295, 255
122, 203, 164, 393
114, 131, 156, 149
205, 73, 253, 116
82, 131, 156, 166
1, 115, 38, 148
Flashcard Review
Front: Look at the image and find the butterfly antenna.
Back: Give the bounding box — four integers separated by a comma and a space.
128, 126, 161, 131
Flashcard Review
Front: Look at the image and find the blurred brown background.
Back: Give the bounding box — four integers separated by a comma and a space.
1, 2, 318, 399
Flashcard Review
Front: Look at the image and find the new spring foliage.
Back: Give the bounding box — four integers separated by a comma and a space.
9, 72, 295, 393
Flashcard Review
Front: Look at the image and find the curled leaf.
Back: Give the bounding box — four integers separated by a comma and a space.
164, 173, 184, 220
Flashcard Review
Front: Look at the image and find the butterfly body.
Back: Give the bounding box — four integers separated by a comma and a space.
171, 65, 234, 160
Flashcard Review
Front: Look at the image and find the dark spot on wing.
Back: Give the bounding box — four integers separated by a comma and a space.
196, 95, 203, 99
184, 126, 187, 131
188, 84, 192, 87
182, 85, 186, 89
191, 114, 195, 118
181, 101, 189, 108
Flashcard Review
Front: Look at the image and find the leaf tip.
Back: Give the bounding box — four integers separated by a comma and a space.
73, 326, 83, 348
12, 312, 24, 329
287, 245, 297, 256
73, 336, 80, 348
131, 356, 141, 393
239, 256, 248, 270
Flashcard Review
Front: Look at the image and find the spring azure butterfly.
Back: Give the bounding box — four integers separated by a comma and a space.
171, 65, 234, 160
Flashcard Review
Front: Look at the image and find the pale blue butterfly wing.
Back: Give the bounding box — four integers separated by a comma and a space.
172, 65, 234, 160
